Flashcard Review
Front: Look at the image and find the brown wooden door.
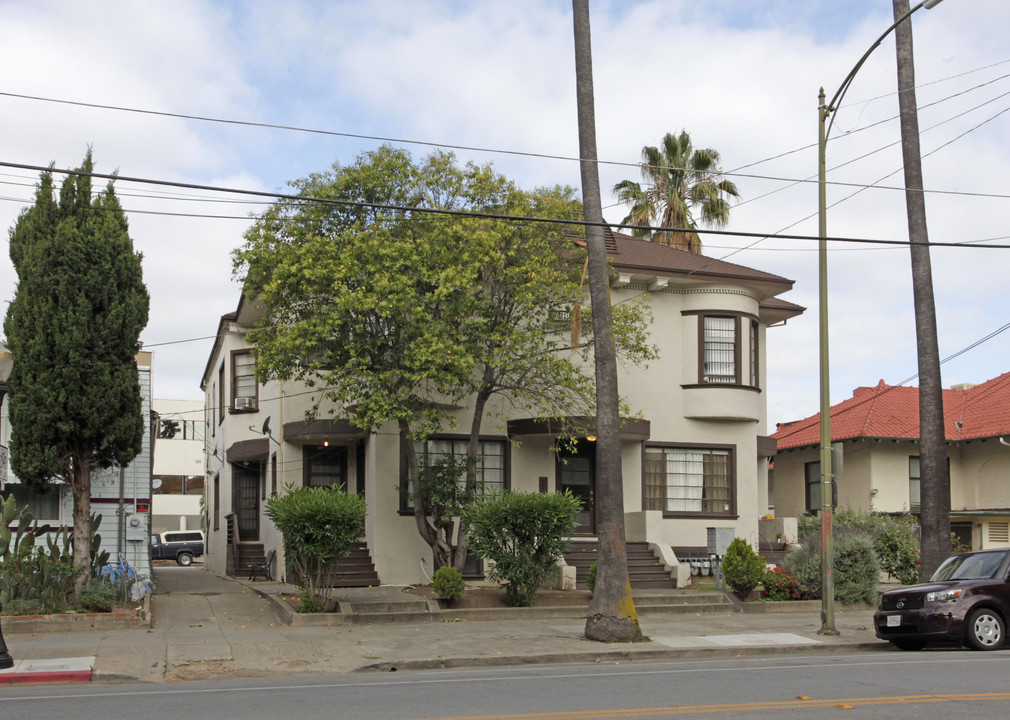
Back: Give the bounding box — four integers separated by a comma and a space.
234, 464, 260, 540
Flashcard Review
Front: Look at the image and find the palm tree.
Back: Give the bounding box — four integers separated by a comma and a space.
614, 130, 739, 253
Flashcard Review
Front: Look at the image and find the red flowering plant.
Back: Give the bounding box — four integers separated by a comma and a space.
762, 567, 799, 601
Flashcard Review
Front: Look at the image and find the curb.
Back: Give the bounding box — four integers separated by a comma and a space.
0, 669, 93, 686
357, 640, 892, 673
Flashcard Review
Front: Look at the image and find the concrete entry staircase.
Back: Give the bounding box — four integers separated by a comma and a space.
565, 540, 677, 590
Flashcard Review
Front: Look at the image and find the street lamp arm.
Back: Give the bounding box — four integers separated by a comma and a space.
823, 0, 943, 140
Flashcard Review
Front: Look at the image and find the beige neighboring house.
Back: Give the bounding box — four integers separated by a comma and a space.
152, 398, 205, 535
771, 373, 1010, 551
201, 230, 804, 587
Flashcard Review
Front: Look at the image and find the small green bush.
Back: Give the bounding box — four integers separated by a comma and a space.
834, 533, 880, 605
586, 562, 598, 595
783, 542, 823, 599
462, 490, 580, 607
80, 583, 118, 613
265, 483, 366, 613
721, 537, 766, 600
431, 566, 465, 601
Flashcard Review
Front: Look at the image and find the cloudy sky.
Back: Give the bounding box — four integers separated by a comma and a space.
1, 0, 1007, 434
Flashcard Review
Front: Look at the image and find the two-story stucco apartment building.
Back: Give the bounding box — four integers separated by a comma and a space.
201, 230, 803, 587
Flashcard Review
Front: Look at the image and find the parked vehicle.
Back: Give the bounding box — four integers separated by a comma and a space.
150, 530, 205, 566
874, 548, 1010, 651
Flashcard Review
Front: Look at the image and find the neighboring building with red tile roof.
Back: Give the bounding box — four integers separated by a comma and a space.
770, 374, 1010, 551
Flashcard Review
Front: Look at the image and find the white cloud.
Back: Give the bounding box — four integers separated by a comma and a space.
0, 0, 1007, 430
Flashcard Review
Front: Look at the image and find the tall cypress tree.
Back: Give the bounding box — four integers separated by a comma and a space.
4, 150, 149, 597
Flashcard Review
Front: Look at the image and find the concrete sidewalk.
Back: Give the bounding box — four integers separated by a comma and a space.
0, 567, 887, 686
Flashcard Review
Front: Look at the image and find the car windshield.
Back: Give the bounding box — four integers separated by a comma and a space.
931, 551, 1007, 581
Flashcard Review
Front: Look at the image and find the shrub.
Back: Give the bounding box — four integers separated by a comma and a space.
462, 490, 580, 607
80, 583, 118, 613
762, 567, 799, 601
834, 533, 880, 605
799, 507, 919, 584
783, 531, 881, 605
586, 562, 598, 595
431, 566, 465, 601
721, 537, 766, 600
265, 483, 366, 613
783, 542, 823, 599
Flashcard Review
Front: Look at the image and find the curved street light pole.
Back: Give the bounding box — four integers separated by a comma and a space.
816, 0, 944, 636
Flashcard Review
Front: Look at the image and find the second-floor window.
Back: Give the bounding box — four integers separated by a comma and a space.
231, 350, 257, 411
703, 316, 736, 384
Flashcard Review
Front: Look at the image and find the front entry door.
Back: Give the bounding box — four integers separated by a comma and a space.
558, 441, 595, 534
234, 464, 260, 541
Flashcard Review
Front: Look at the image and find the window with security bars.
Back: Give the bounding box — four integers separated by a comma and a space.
644, 447, 732, 515
304, 446, 347, 488
231, 350, 257, 410
703, 316, 737, 384
401, 437, 506, 511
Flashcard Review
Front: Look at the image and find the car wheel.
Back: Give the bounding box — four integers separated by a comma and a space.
890, 639, 927, 651
177, 552, 194, 567
965, 608, 1004, 650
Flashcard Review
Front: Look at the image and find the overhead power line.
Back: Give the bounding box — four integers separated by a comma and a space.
3, 158, 1010, 250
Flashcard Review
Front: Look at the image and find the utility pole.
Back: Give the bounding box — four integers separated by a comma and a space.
891, 0, 951, 579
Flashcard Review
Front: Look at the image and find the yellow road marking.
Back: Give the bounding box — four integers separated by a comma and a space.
414, 692, 1010, 720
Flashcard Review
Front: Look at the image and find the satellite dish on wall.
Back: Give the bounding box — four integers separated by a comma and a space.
152, 478, 163, 490
261, 416, 272, 435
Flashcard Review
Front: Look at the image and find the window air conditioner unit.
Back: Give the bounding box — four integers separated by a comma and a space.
234, 397, 255, 411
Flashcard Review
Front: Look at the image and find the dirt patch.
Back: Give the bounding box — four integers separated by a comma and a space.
403, 584, 591, 609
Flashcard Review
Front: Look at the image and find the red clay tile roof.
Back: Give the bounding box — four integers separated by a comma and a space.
772, 372, 1010, 450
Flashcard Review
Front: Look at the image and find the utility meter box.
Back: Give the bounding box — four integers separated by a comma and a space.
707, 527, 735, 556
125, 514, 147, 542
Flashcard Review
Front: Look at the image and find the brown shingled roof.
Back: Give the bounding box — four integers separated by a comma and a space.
606, 229, 795, 293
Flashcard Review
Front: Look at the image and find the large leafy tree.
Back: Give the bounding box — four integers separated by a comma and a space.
234, 145, 654, 571
613, 130, 739, 254
4, 151, 149, 598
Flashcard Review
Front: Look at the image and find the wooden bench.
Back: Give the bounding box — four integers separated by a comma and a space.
249, 549, 276, 581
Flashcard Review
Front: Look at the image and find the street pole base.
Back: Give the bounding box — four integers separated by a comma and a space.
817, 625, 840, 636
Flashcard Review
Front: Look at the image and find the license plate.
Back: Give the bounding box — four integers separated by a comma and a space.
887, 615, 901, 627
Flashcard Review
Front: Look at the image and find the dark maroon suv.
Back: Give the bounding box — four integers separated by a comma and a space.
874, 548, 1010, 651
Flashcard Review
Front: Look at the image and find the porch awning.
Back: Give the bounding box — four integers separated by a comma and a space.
226, 438, 269, 462
507, 415, 651, 442
283, 418, 367, 446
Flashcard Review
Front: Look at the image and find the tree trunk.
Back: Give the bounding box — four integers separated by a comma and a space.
453, 387, 492, 573
892, 0, 951, 579
572, 0, 642, 643
404, 420, 444, 569
70, 461, 93, 603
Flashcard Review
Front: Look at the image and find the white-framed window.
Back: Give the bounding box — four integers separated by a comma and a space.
644, 446, 734, 516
